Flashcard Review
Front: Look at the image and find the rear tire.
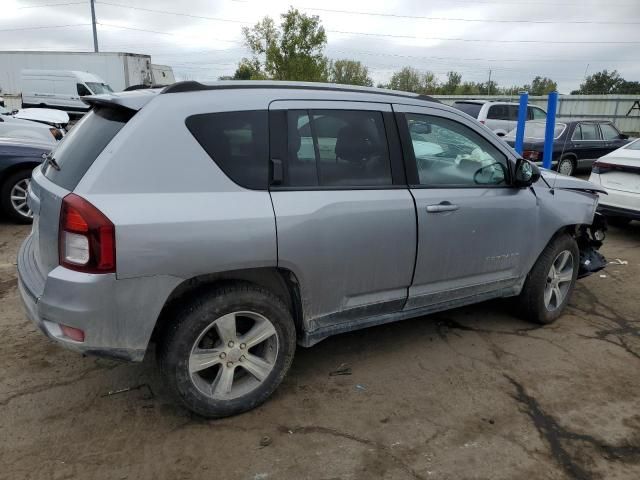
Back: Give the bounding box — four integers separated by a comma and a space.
557, 156, 575, 176
158, 283, 296, 418
517, 234, 579, 325
0, 170, 33, 223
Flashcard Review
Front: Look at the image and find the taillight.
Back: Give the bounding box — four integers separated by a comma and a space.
523, 150, 540, 161
592, 162, 612, 174
59, 194, 115, 273
49, 128, 63, 141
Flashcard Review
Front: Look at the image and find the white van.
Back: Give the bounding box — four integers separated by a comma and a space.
21, 70, 113, 114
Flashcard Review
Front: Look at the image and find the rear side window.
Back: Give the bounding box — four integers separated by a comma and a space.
44, 107, 133, 191
487, 105, 510, 120
186, 111, 268, 189
284, 109, 392, 187
600, 123, 620, 141
452, 102, 482, 119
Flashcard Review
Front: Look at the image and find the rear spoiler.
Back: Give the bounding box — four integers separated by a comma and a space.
81, 89, 161, 112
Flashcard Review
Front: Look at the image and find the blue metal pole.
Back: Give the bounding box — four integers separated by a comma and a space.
543, 91, 558, 169
514, 92, 528, 155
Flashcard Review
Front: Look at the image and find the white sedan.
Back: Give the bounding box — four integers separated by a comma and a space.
0, 106, 68, 144
589, 138, 640, 225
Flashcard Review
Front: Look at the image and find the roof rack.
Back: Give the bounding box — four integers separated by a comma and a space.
161, 80, 440, 103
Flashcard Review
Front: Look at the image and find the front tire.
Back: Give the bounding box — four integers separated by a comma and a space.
517, 234, 579, 325
0, 170, 33, 223
158, 283, 296, 418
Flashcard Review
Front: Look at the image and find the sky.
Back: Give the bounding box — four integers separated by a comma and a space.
2, 0, 640, 93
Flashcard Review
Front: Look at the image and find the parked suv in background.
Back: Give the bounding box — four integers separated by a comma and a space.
452, 100, 547, 136
18, 81, 607, 418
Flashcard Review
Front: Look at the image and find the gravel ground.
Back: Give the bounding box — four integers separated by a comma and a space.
0, 219, 639, 480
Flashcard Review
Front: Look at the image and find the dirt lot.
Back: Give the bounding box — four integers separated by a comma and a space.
0, 219, 639, 480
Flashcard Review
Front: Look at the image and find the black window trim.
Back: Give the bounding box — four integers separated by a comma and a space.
395, 111, 514, 190
269, 106, 403, 191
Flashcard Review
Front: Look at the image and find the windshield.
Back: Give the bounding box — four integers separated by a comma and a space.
505, 122, 566, 140
452, 102, 482, 119
86, 82, 114, 94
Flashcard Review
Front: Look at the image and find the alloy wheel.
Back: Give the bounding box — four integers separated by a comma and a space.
188, 311, 279, 400
10, 178, 32, 219
544, 250, 574, 311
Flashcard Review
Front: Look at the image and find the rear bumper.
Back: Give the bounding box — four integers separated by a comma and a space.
17, 234, 182, 362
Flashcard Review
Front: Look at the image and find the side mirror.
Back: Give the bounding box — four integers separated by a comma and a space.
514, 158, 541, 187
620, 133, 629, 140
474, 162, 507, 185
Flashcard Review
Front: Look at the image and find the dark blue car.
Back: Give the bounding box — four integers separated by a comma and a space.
0, 138, 51, 222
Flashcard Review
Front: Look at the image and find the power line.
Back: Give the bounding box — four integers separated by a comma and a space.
18, 1, 86, 8
96, 1, 248, 24
327, 30, 640, 44
95, 1, 640, 27
96, 22, 245, 44
0, 23, 90, 33
301, 7, 640, 25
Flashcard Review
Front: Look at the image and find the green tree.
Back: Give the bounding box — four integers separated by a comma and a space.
525, 76, 557, 95
329, 59, 373, 86
572, 70, 624, 94
386, 67, 439, 94
225, 58, 267, 80
439, 71, 462, 94
241, 8, 329, 81
617, 80, 640, 94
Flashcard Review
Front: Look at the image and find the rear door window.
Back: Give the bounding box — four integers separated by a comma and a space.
507, 105, 519, 121
44, 106, 133, 191
600, 123, 620, 141
284, 109, 392, 187
186, 110, 269, 189
577, 123, 600, 140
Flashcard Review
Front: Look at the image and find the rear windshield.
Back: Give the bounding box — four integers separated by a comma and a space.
452, 102, 482, 119
43, 106, 132, 190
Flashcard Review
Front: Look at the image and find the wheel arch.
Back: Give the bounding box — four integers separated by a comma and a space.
151, 267, 305, 345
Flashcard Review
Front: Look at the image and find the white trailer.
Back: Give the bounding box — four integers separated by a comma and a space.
0, 51, 174, 109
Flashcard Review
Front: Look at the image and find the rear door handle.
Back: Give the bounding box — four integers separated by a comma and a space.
426, 202, 459, 213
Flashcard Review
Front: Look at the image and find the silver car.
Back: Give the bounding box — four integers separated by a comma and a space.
17, 81, 607, 418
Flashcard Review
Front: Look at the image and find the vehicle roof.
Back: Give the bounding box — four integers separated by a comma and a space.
82, 80, 442, 111
21, 69, 105, 82
453, 100, 523, 106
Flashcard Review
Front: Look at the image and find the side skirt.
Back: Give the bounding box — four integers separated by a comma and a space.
299, 283, 523, 347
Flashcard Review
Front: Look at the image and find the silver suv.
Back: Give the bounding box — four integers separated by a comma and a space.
452, 100, 547, 136
18, 81, 607, 418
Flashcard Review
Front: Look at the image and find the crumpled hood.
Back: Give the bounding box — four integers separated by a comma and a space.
13, 108, 69, 126
539, 169, 607, 194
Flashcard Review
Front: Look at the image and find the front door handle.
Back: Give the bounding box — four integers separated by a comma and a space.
426, 202, 459, 213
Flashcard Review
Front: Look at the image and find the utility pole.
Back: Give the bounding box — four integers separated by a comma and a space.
90, 0, 99, 52
487, 69, 492, 95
